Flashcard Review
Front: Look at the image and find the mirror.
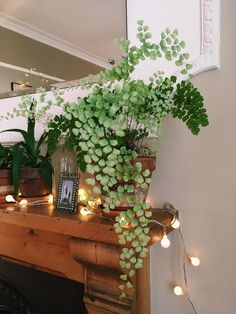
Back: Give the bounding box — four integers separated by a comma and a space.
0, 0, 127, 98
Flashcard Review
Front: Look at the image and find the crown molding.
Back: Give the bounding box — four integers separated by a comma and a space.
191, 0, 220, 75
0, 12, 109, 69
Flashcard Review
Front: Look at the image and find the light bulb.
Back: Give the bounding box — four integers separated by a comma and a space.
189, 256, 200, 267
161, 234, 170, 248
88, 200, 96, 208
171, 217, 180, 229
120, 217, 129, 227
79, 189, 88, 203
95, 198, 101, 205
174, 286, 184, 296
48, 194, 54, 204
5, 195, 16, 203
80, 207, 91, 216
19, 199, 28, 206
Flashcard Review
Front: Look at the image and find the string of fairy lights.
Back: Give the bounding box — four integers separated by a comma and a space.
5, 191, 199, 313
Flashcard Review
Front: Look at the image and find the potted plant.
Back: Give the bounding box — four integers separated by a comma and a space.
0, 144, 14, 201
47, 21, 209, 297
1, 103, 53, 197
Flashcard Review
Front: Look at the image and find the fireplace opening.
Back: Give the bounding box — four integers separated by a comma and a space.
0, 259, 86, 314
0, 278, 36, 314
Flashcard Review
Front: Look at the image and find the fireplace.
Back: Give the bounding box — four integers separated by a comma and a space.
0, 259, 86, 314
0, 203, 173, 314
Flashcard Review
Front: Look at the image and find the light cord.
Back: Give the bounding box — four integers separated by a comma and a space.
149, 219, 167, 234
150, 207, 198, 314
178, 227, 198, 314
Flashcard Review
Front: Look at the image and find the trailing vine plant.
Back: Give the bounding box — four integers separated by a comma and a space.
0, 21, 209, 299
47, 21, 209, 298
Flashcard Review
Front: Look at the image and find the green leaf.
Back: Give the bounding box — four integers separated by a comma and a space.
132, 240, 139, 248
127, 281, 133, 288
84, 155, 92, 164
180, 41, 186, 48
11, 146, 24, 195
142, 169, 150, 177
129, 270, 135, 277
137, 20, 144, 26
39, 157, 53, 192
86, 178, 95, 186
110, 139, 118, 146
100, 139, 109, 146
186, 63, 193, 70
120, 274, 127, 281
145, 211, 152, 218
131, 219, 138, 227
135, 162, 142, 172
103, 145, 112, 154
180, 69, 187, 75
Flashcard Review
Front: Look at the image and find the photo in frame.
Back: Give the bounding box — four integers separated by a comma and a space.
56, 173, 79, 213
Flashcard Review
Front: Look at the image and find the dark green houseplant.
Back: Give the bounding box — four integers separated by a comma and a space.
47, 21, 209, 297
0, 144, 15, 201
1, 104, 53, 197
0, 144, 13, 170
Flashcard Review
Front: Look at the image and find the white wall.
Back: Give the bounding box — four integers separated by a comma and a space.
129, 1, 236, 314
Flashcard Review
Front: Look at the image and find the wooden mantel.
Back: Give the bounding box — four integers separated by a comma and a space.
0, 204, 173, 314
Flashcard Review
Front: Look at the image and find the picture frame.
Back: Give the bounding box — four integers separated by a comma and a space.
56, 173, 79, 213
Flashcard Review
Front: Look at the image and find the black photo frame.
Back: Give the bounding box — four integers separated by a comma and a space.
56, 173, 79, 213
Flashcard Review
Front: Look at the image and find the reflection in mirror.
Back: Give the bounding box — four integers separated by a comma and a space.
0, 0, 127, 98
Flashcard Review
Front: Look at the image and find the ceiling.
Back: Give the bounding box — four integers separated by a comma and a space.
0, 0, 127, 66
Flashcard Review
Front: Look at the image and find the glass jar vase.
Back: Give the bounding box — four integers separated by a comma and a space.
52, 135, 77, 203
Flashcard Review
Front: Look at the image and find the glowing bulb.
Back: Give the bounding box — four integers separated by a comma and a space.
189, 256, 201, 267
96, 198, 101, 205
79, 189, 88, 203
171, 217, 180, 229
5, 195, 16, 203
120, 216, 129, 227
80, 207, 91, 216
174, 286, 184, 296
161, 234, 170, 248
19, 199, 28, 206
88, 200, 96, 208
48, 194, 54, 204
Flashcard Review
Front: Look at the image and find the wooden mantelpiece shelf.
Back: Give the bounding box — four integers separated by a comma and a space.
0, 204, 173, 314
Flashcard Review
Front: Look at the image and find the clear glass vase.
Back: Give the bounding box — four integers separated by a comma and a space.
52, 135, 77, 203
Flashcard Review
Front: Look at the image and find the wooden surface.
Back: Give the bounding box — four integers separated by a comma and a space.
0, 204, 172, 245
0, 203, 173, 314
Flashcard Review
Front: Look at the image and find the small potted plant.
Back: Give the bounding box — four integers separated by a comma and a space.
0, 144, 14, 201
47, 21, 209, 297
1, 103, 53, 197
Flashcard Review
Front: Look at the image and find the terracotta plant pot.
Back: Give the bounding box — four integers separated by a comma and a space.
0, 169, 13, 203
99, 156, 156, 217
19, 167, 49, 198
